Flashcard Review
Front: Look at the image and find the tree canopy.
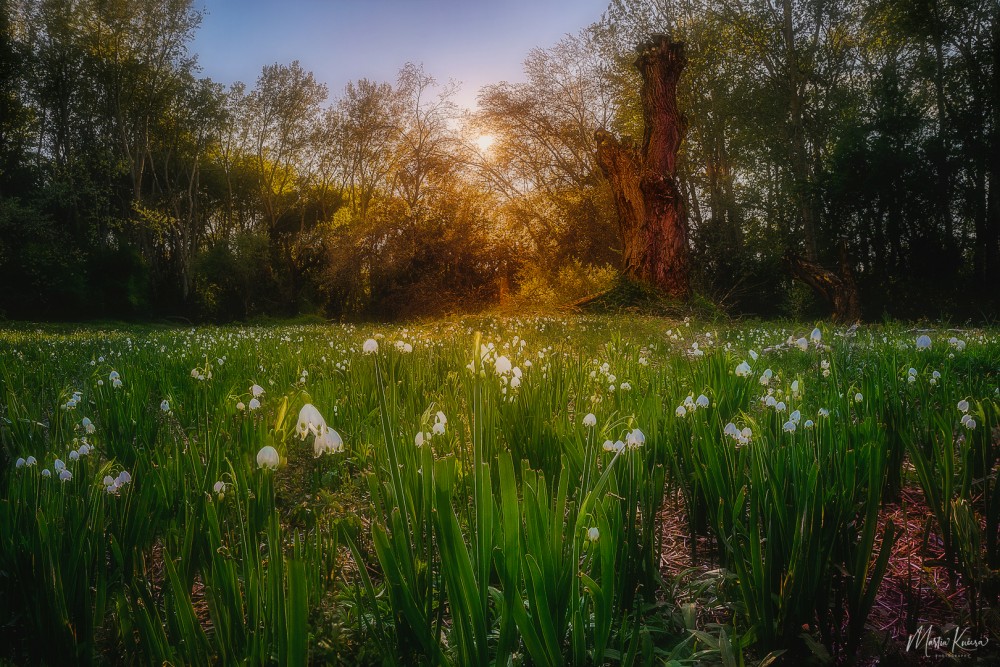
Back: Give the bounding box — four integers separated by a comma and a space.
1, 0, 996, 320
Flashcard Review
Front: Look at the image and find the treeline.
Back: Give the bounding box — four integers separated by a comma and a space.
0, 0, 997, 321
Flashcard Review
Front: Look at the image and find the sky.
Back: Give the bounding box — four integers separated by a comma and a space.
190, 0, 611, 110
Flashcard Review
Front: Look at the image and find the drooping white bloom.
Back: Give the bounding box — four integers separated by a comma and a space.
432, 421, 446, 436
248, 398, 261, 411
53, 458, 65, 472
775, 401, 787, 412
724, 422, 739, 438
627, 429, 645, 448
25, 456, 36, 467
41, 468, 51, 478
795, 337, 809, 351
854, 392, 864, 403
957, 399, 970, 413
15, 457, 25, 469
117, 470, 131, 485
214, 480, 226, 495
59, 469, 73, 482
782, 420, 796, 433
749, 349, 759, 361
495, 355, 512, 374
69, 450, 79, 461
109, 370, 120, 382
296, 404, 326, 439
805, 419, 815, 429
510, 376, 521, 388
103, 475, 115, 487
160, 399, 170, 412
256, 445, 280, 469
765, 395, 777, 408
236, 401, 246, 411
818, 408, 830, 418
810, 327, 822, 343
735, 361, 752, 377
582, 413, 597, 427
251, 384, 265, 397
602, 439, 615, 452
916, 335, 932, 350
908, 368, 918, 377
587, 527, 600, 542
675, 405, 687, 418
362, 338, 379, 354
314, 428, 344, 456
791, 380, 800, 396
696, 394, 710, 408
790, 409, 801, 424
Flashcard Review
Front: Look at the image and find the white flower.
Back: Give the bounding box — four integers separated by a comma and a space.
627, 428, 645, 447
675, 405, 687, 418
724, 422, 739, 438
432, 421, 446, 436
117, 470, 131, 485
25, 456, 36, 467
363, 338, 379, 354
256, 445, 279, 469
251, 384, 265, 397
854, 392, 863, 403
314, 428, 344, 456
749, 349, 759, 361
213, 480, 226, 495
41, 468, 51, 478
248, 398, 261, 411
160, 399, 170, 412
795, 337, 808, 351
15, 457, 25, 469
586, 527, 600, 542
54, 458, 65, 472
112, 378, 122, 388
964, 417, 977, 430
818, 408, 830, 418
916, 335, 932, 350
236, 401, 246, 411
775, 401, 786, 412
59, 469, 73, 482
765, 395, 777, 408
109, 370, 120, 382
69, 450, 79, 461
296, 404, 326, 439
696, 394, 710, 408
735, 361, 752, 377
804, 419, 815, 429
790, 409, 801, 424
582, 413, 597, 427
782, 421, 796, 433
103, 475, 114, 486
791, 380, 800, 396
495, 355, 512, 374
810, 327, 822, 343
510, 376, 521, 389
908, 368, 917, 377
957, 399, 970, 413
602, 439, 615, 452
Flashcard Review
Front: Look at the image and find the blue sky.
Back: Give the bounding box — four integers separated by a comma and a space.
191, 0, 611, 109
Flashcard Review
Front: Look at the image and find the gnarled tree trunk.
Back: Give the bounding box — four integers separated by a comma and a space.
595, 34, 690, 299
785, 244, 862, 323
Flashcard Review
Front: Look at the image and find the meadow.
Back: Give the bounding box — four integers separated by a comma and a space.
1, 317, 997, 665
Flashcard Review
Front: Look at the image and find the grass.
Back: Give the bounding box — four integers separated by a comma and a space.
0, 316, 998, 665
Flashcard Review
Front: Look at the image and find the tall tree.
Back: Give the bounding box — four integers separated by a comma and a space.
595, 34, 690, 298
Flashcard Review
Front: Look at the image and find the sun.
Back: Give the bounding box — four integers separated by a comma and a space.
475, 134, 495, 152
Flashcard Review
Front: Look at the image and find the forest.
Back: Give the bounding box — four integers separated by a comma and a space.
0, 0, 997, 321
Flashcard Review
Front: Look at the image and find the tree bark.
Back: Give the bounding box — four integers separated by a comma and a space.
595, 34, 690, 299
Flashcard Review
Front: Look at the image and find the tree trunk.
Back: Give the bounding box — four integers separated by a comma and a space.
785, 244, 862, 323
595, 34, 690, 299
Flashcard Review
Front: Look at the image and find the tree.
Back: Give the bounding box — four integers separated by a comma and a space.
594, 34, 690, 298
